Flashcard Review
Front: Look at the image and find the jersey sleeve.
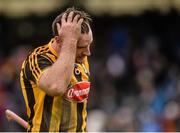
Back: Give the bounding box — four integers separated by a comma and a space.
24, 53, 53, 84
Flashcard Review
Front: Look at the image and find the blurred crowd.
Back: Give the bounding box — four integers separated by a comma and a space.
0, 10, 180, 131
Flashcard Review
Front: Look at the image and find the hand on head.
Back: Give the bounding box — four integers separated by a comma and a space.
56, 11, 84, 43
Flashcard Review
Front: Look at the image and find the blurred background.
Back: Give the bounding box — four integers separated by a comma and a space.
0, 0, 180, 131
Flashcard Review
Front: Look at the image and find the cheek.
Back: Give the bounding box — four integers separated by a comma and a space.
76, 49, 82, 56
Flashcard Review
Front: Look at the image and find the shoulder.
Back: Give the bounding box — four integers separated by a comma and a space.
27, 44, 54, 61
31, 44, 50, 56
22, 44, 52, 68
21, 44, 54, 82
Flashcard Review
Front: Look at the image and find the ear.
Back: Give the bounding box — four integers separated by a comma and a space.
54, 36, 61, 45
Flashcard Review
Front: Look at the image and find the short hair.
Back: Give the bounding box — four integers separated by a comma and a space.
52, 7, 92, 36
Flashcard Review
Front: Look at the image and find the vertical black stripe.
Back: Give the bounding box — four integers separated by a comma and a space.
22, 70, 35, 131
29, 55, 38, 79
40, 95, 54, 132
82, 64, 90, 77
59, 99, 71, 132
33, 54, 40, 75
76, 103, 84, 132
37, 54, 53, 70
24, 59, 36, 83
82, 65, 90, 82
86, 72, 90, 78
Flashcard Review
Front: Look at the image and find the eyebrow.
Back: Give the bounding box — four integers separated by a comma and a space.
77, 44, 89, 48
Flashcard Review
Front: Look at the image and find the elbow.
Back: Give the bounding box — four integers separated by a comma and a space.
48, 77, 71, 96
48, 83, 67, 96
39, 80, 68, 96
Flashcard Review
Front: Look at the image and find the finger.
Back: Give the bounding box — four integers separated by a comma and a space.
67, 11, 74, 22
61, 13, 67, 23
78, 18, 84, 25
73, 14, 80, 23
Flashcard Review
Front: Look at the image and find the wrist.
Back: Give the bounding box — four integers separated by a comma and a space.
63, 38, 78, 46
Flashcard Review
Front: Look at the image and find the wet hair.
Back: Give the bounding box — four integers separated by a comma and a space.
52, 7, 92, 36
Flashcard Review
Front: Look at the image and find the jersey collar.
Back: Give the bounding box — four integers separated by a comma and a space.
48, 38, 58, 57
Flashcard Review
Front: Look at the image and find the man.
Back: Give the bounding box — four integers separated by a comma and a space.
20, 7, 93, 132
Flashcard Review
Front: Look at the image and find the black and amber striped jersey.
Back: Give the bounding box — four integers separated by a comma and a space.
20, 38, 90, 132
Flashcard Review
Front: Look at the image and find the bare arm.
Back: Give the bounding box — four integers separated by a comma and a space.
39, 12, 83, 96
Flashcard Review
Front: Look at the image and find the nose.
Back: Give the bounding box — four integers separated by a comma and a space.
83, 49, 91, 56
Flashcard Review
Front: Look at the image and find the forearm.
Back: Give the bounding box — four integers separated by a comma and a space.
39, 40, 77, 96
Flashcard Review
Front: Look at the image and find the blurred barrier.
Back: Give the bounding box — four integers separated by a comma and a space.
0, 0, 180, 17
